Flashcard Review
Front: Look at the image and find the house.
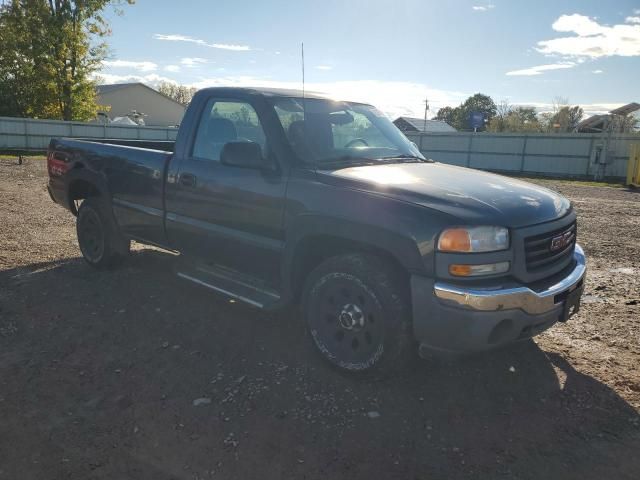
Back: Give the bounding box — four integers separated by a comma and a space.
96, 83, 186, 127
393, 116, 456, 133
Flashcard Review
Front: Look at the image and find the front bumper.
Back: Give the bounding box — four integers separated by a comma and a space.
412, 244, 586, 355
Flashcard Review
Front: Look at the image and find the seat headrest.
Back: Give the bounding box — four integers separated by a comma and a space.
208, 118, 237, 143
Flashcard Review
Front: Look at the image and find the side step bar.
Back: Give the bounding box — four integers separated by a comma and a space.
176, 264, 282, 310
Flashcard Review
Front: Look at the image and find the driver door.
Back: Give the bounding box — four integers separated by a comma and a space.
165, 97, 287, 285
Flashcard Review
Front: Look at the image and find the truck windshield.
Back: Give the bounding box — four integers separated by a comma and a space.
271, 97, 426, 167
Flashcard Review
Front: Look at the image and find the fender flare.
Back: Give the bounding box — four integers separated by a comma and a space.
281, 214, 426, 299
64, 168, 111, 215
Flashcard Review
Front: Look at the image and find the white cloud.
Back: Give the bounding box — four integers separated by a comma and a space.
314, 65, 333, 70
506, 62, 576, 76
153, 34, 250, 51
93, 70, 629, 121
472, 4, 495, 11
185, 76, 468, 119
102, 60, 157, 72
536, 14, 640, 58
518, 101, 627, 117
164, 65, 180, 73
592, 69, 603, 74
626, 16, 640, 24
181, 57, 208, 67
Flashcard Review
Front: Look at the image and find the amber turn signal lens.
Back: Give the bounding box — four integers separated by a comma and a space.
449, 264, 473, 276
449, 262, 510, 277
438, 228, 471, 253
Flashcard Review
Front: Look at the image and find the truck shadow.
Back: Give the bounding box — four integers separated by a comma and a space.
1, 250, 638, 479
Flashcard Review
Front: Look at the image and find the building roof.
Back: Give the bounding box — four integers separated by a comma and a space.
96, 82, 186, 107
95, 83, 138, 95
576, 115, 607, 132
609, 102, 640, 116
393, 116, 457, 133
576, 103, 640, 132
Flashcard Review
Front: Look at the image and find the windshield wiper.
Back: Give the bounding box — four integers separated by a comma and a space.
317, 156, 378, 168
379, 154, 428, 162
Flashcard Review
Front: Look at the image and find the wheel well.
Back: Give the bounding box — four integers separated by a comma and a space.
68, 180, 100, 215
290, 235, 409, 301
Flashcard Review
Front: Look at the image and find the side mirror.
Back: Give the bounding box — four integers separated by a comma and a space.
220, 141, 265, 169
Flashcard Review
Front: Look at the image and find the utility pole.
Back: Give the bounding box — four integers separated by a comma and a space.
423, 97, 429, 132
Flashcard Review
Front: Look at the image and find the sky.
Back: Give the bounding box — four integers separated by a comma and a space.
98, 0, 640, 119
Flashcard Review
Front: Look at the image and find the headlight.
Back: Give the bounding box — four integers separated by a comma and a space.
438, 226, 509, 253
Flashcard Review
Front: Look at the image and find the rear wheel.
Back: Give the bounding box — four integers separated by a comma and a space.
76, 198, 129, 269
302, 253, 413, 375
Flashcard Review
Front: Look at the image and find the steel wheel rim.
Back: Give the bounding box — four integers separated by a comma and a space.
309, 274, 385, 368
79, 209, 104, 263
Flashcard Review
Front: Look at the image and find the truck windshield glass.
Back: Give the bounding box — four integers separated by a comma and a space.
272, 97, 425, 166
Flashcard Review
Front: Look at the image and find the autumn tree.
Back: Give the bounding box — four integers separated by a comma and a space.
538, 97, 584, 132
157, 81, 197, 106
487, 101, 542, 133
0, 0, 134, 120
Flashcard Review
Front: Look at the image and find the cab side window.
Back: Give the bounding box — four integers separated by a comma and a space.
192, 99, 266, 161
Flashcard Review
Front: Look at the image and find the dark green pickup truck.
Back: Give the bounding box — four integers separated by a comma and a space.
47, 87, 586, 374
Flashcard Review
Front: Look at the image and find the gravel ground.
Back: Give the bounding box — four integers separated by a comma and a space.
1, 157, 639, 480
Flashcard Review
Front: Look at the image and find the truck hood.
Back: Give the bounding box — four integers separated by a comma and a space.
317, 162, 571, 228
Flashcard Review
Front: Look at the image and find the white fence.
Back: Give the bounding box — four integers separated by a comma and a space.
2, 116, 638, 179
0, 116, 178, 151
405, 132, 639, 180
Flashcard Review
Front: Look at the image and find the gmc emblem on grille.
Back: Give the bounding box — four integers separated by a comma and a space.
550, 231, 573, 252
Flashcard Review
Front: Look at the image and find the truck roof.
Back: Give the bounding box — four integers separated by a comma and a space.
196, 86, 367, 104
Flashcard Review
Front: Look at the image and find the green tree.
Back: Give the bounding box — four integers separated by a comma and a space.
0, 0, 54, 117
0, 0, 134, 120
157, 81, 197, 106
459, 93, 497, 131
434, 106, 460, 128
434, 93, 497, 131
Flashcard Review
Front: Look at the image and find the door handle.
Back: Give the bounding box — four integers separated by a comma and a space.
180, 173, 197, 187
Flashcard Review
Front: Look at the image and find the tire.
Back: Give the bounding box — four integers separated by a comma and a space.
302, 253, 414, 375
76, 197, 130, 269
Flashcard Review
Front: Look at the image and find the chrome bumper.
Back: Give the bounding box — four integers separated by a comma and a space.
434, 244, 586, 315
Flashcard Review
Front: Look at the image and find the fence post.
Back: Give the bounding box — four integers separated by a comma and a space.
23, 118, 29, 151
585, 136, 595, 177
519, 135, 528, 172
466, 134, 473, 167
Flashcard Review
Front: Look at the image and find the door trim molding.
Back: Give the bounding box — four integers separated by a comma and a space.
166, 212, 285, 252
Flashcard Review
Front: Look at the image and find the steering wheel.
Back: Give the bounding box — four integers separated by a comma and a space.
344, 138, 369, 148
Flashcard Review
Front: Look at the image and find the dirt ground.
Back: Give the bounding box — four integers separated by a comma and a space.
1, 157, 639, 480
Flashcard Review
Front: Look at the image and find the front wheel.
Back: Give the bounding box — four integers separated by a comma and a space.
76, 198, 129, 269
302, 253, 413, 375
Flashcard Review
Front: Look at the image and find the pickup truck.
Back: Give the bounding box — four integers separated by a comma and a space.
47, 87, 586, 374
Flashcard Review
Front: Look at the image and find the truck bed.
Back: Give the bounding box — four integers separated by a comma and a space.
48, 137, 174, 246
80, 138, 176, 152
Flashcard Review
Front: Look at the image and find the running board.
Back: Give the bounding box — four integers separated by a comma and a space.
176, 264, 282, 310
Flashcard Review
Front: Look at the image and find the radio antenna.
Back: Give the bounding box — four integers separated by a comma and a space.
301, 42, 306, 121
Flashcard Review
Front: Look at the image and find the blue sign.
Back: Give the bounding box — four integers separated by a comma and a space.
469, 111, 485, 130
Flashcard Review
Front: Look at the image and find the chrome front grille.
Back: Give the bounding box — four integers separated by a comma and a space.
524, 222, 576, 272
